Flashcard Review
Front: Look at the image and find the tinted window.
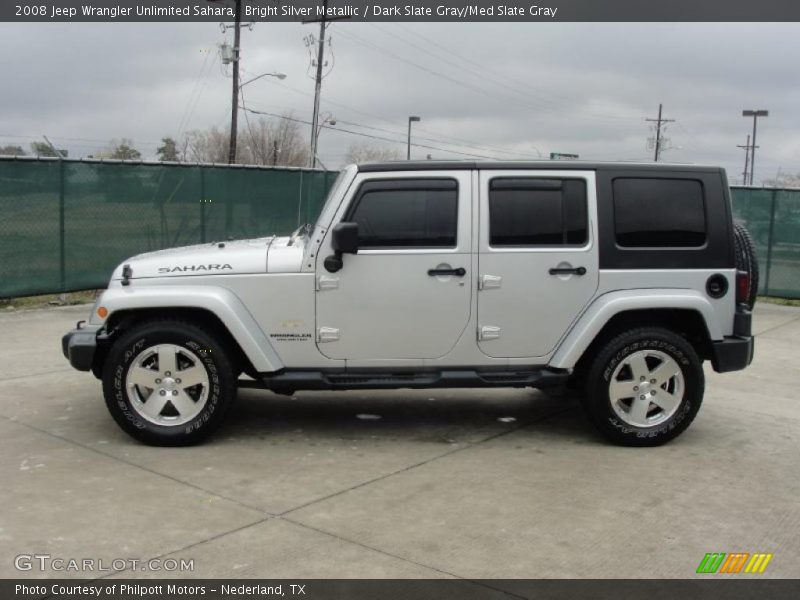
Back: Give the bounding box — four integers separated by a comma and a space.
489, 178, 588, 246
613, 178, 706, 247
348, 179, 457, 248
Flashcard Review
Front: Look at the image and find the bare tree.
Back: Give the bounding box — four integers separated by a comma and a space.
344, 141, 402, 164
763, 172, 800, 188
239, 113, 309, 167
181, 126, 229, 164
181, 114, 309, 167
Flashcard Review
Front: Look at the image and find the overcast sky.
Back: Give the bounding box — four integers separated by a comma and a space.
1, 21, 798, 183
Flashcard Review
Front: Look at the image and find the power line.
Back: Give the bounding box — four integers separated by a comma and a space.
242, 91, 538, 160
176, 47, 218, 138
243, 97, 511, 159
346, 25, 637, 125
239, 66, 547, 159
239, 106, 500, 160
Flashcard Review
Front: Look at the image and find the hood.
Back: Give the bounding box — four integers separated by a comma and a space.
111, 237, 276, 280
266, 235, 306, 273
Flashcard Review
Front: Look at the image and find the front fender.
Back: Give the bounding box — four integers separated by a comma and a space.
91, 284, 284, 373
549, 289, 723, 370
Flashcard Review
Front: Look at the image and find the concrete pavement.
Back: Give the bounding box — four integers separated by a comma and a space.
0, 303, 798, 579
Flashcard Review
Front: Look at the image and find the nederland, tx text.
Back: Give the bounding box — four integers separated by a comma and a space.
372, 5, 559, 18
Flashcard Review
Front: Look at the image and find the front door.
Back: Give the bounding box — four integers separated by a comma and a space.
477, 170, 599, 358
315, 172, 473, 361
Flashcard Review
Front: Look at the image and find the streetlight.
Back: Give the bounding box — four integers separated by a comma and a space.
742, 109, 768, 185
239, 72, 287, 88
312, 112, 336, 168
229, 71, 287, 165
407, 115, 421, 160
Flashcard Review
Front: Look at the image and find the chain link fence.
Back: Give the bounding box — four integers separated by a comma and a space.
1, 158, 799, 299
0, 157, 339, 298
730, 186, 800, 299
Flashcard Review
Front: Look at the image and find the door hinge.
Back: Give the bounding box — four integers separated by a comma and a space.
478, 274, 502, 290
316, 275, 339, 291
478, 326, 502, 341
317, 327, 340, 343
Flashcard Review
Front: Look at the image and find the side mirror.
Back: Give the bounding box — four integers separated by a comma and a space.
331, 222, 359, 254
324, 222, 359, 273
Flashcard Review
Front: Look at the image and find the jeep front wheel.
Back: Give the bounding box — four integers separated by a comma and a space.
583, 327, 704, 447
102, 320, 236, 446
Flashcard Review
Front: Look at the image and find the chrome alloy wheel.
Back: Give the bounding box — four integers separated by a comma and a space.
608, 349, 685, 428
126, 344, 209, 426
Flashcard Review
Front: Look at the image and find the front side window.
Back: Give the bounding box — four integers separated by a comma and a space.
613, 178, 706, 248
347, 179, 458, 248
489, 178, 588, 246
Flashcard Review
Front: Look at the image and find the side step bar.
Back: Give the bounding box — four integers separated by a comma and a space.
240, 368, 569, 394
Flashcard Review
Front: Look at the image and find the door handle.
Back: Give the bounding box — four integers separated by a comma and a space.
549, 266, 587, 276
428, 267, 466, 277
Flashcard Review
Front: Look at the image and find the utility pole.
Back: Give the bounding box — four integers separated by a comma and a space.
304, 0, 329, 168
304, 1, 349, 168
737, 134, 759, 186
310, 12, 325, 168
742, 109, 768, 185
645, 104, 675, 162
226, 0, 242, 164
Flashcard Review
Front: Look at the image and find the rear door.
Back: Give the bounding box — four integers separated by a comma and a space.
477, 170, 599, 358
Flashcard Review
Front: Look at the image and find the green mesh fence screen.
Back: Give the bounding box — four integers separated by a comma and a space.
731, 186, 800, 299
0, 158, 339, 298
1, 159, 799, 299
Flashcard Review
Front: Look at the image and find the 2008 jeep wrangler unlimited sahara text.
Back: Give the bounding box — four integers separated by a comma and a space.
62, 161, 757, 447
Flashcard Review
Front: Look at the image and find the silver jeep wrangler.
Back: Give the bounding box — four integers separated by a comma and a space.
63, 161, 756, 447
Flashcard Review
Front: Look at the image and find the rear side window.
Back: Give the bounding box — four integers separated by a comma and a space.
613, 178, 706, 248
489, 178, 588, 246
347, 179, 458, 248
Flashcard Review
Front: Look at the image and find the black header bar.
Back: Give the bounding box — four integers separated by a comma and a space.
4, 0, 800, 22
4, 579, 800, 600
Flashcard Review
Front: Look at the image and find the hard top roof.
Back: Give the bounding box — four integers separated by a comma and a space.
356, 160, 721, 173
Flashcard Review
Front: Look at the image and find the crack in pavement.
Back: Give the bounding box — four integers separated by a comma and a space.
0, 367, 74, 383
754, 314, 800, 337
0, 414, 272, 517
3, 399, 574, 579
281, 516, 463, 579
278, 406, 575, 518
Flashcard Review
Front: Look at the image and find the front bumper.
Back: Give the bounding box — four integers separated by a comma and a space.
710, 308, 754, 373
62, 323, 100, 371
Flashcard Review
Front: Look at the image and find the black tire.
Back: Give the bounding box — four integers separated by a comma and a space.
583, 327, 704, 447
733, 222, 759, 308
102, 319, 236, 446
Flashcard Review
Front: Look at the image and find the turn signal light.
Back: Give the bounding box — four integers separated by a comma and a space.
97, 306, 108, 319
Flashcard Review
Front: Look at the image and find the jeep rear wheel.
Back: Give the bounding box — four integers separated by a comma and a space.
583, 327, 704, 447
102, 320, 236, 446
